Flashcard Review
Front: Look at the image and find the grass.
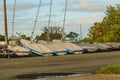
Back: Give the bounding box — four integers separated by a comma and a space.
96, 64, 120, 74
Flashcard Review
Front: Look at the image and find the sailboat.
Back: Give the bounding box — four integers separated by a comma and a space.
20, 0, 67, 56
1, 0, 29, 57
20, 0, 85, 56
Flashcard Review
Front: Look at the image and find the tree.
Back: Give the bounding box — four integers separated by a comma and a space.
35, 26, 62, 41
87, 4, 120, 42
0, 35, 5, 41
88, 22, 102, 39
66, 32, 79, 41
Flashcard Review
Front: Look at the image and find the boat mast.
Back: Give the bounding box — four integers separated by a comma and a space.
31, 0, 42, 42
12, 0, 16, 37
47, 0, 53, 42
3, 0, 9, 44
61, 0, 67, 41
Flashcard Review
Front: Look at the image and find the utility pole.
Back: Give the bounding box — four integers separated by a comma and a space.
80, 24, 82, 40
3, 0, 9, 58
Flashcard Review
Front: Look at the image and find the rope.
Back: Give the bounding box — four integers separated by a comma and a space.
47, 0, 53, 42
12, 0, 16, 37
31, 0, 42, 42
61, 0, 68, 41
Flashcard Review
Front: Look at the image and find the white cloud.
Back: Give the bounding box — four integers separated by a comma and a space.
68, 0, 74, 5
79, 1, 108, 12
0, 2, 36, 11
67, 0, 114, 12
80, 0, 89, 8
65, 13, 105, 26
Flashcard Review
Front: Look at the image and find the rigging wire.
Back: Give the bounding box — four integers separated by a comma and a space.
31, 0, 42, 42
12, 0, 16, 37
61, 0, 68, 41
47, 0, 53, 42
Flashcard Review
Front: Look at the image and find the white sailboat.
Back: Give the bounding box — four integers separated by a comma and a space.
20, 0, 85, 56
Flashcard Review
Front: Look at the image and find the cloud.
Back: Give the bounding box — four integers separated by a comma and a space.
10, 2, 36, 11
0, 1, 52, 11
79, 0, 109, 12
67, 0, 114, 12
65, 13, 105, 25
0, 2, 36, 11
68, 0, 74, 5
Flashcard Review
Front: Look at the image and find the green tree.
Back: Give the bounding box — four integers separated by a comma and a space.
88, 22, 102, 39
35, 26, 62, 41
66, 32, 79, 41
0, 35, 5, 41
87, 4, 120, 42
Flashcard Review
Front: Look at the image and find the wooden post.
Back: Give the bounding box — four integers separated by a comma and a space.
3, 0, 9, 58
3, 0, 9, 44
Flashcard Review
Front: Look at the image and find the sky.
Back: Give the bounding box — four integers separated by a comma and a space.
0, 0, 120, 39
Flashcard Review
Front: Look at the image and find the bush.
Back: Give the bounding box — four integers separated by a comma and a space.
96, 64, 120, 74
0, 35, 5, 41
79, 37, 93, 43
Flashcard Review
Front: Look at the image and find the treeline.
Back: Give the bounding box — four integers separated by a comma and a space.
82, 4, 120, 43
0, 26, 79, 42
35, 26, 79, 42
35, 26, 62, 42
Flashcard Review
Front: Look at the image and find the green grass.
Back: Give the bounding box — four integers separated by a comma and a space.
96, 64, 120, 74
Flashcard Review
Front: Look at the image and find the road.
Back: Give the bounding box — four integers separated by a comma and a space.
0, 51, 120, 80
